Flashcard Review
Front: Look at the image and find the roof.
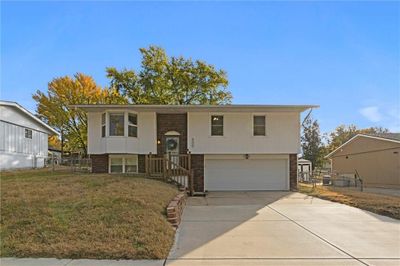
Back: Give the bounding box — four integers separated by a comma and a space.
368, 133, 400, 141
0, 100, 58, 135
325, 133, 400, 158
71, 104, 319, 113
298, 158, 312, 164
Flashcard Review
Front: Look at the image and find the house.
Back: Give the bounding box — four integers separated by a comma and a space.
74, 104, 317, 192
325, 133, 400, 188
0, 101, 58, 170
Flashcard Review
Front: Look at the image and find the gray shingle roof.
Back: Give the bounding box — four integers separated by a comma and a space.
368, 133, 400, 141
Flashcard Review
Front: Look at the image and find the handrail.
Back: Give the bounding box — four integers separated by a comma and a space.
354, 169, 363, 192
145, 153, 193, 195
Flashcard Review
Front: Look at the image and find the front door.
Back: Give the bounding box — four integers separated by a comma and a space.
165, 136, 180, 168
165, 136, 179, 155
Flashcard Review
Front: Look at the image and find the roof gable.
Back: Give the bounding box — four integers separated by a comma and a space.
0, 101, 58, 135
326, 134, 400, 158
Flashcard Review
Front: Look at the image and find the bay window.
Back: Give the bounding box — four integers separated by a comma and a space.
109, 113, 125, 136
128, 113, 138, 137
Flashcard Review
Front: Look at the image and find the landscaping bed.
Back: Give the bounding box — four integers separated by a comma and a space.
298, 183, 400, 220
0, 169, 179, 259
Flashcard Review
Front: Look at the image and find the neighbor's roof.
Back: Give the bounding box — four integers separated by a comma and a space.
325, 133, 400, 158
71, 104, 319, 113
0, 100, 58, 135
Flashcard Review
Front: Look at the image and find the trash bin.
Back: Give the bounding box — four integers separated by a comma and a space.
322, 175, 331, 185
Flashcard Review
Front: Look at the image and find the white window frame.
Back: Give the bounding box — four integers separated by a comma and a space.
128, 113, 138, 138
253, 115, 266, 136
108, 155, 138, 174
210, 114, 224, 137
25, 128, 32, 139
101, 113, 106, 138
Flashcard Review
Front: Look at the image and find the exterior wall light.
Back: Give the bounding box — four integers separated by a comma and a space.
245, 154, 249, 159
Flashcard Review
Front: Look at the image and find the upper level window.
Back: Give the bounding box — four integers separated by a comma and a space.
101, 113, 106, 137
211, 115, 224, 136
109, 113, 124, 136
25, 128, 32, 139
253, 115, 266, 136
128, 113, 137, 137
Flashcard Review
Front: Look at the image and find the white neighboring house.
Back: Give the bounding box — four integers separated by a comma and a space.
74, 104, 317, 192
0, 101, 58, 170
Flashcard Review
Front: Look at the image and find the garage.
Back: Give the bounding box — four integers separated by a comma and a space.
204, 155, 289, 191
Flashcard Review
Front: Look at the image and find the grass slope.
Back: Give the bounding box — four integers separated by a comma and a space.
0, 169, 179, 259
299, 183, 400, 220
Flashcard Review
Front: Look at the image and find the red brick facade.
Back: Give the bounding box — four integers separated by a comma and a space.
156, 113, 188, 155
289, 154, 298, 191
91, 154, 109, 173
191, 154, 204, 192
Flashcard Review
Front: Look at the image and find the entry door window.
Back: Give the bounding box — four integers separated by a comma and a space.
165, 136, 179, 154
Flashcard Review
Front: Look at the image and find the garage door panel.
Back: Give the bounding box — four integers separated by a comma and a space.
205, 158, 288, 191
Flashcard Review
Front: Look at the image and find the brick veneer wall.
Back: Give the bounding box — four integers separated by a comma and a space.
91, 154, 109, 173
289, 154, 298, 191
138, 154, 146, 174
191, 154, 204, 192
156, 113, 187, 155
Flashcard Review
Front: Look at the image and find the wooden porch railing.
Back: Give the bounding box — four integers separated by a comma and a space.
145, 152, 194, 195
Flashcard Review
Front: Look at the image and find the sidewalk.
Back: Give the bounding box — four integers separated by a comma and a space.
0, 258, 164, 266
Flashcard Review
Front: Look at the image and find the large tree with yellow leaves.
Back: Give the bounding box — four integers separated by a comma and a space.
33, 73, 127, 155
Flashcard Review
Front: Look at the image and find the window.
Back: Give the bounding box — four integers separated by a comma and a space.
25, 129, 32, 139
253, 115, 266, 136
128, 113, 137, 137
110, 157, 123, 173
109, 156, 138, 174
125, 156, 138, 173
101, 113, 106, 137
211, 115, 224, 136
109, 113, 124, 136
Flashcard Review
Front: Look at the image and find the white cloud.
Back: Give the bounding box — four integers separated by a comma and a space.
359, 106, 382, 123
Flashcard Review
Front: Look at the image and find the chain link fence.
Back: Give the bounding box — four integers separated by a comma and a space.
45, 156, 92, 173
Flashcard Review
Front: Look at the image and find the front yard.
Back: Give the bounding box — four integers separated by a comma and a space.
298, 183, 400, 220
0, 169, 179, 259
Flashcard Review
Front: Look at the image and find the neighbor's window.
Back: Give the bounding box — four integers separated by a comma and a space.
109, 113, 125, 136
110, 157, 123, 173
25, 128, 32, 139
101, 113, 106, 137
253, 115, 266, 136
128, 113, 138, 137
211, 115, 224, 136
125, 156, 138, 173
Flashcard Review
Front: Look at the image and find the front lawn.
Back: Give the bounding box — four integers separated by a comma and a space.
298, 183, 400, 220
0, 169, 179, 259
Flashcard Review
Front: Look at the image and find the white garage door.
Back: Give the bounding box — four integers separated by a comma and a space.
205, 157, 288, 191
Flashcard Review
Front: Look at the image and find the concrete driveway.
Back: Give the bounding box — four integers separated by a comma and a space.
166, 192, 400, 266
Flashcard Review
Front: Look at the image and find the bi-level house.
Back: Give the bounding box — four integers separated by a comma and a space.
74, 104, 317, 192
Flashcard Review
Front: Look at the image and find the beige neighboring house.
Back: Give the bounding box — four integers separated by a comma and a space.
326, 133, 400, 188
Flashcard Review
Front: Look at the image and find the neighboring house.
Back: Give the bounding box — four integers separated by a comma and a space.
326, 133, 400, 188
74, 104, 317, 192
0, 101, 58, 170
48, 146, 62, 164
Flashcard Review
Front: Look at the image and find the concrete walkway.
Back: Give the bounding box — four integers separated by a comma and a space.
166, 192, 400, 266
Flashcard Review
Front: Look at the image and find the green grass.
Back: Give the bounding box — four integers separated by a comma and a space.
0, 169, 179, 259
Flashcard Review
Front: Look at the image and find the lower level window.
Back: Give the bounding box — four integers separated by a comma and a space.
109, 155, 138, 173
110, 158, 123, 173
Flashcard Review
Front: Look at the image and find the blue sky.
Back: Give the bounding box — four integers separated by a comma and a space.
1, 1, 399, 134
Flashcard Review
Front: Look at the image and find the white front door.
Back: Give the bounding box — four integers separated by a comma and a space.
205, 156, 289, 191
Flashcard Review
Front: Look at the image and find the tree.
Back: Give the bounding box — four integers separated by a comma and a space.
301, 115, 324, 169
106, 46, 232, 105
33, 73, 127, 155
327, 125, 389, 153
